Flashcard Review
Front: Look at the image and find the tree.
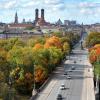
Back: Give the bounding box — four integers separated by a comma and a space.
33, 43, 43, 50
7, 47, 23, 68
0, 38, 18, 51
52, 31, 62, 37
34, 65, 48, 83
89, 49, 97, 64
85, 32, 100, 48
0, 48, 9, 82
44, 36, 62, 49
13, 39, 26, 48
33, 48, 50, 67
48, 47, 63, 67
63, 42, 70, 55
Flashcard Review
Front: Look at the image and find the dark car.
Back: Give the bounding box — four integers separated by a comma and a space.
57, 94, 63, 100
64, 72, 68, 75
74, 60, 76, 63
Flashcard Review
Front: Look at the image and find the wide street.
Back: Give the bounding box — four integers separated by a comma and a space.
35, 38, 95, 100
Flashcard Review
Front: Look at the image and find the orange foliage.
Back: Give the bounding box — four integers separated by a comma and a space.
33, 43, 43, 49
89, 55, 97, 63
34, 66, 47, 83
44, 36, 62, 49
89, 44, 100, 52
96, 47, 100, 55
89, 44, 100, 63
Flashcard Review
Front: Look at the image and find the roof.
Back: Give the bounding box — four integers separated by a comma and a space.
56, 19, 63, 25
8, 23, 33, 28
6, 29, 24, 34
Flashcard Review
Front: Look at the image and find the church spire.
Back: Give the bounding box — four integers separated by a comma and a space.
14, 12, 18, 24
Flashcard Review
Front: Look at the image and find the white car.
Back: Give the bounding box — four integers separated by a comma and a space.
71, 66, 75, 70
60, 84, 65, 90
66, 75, 71, 79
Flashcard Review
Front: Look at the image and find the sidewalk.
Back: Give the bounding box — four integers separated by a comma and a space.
81, 60, 95, 100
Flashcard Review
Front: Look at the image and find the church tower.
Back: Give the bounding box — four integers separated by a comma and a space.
35, 9, 39, 22
41, 9, 44, 21
14, 12, 18, 24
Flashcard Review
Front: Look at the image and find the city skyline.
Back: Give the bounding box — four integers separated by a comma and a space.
0, 0, 100, 24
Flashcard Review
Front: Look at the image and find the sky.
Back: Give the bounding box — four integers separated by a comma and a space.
0, 0, 100, 24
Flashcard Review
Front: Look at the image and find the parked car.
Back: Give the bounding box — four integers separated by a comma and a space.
57, 94, 63, 100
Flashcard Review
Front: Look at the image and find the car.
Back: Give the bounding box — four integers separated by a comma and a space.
57, 94, 63, 100
74, 60, 76, 63
60, 84, 65, 90
71, 66, 75, 70
68, 70, 72, 72
64, 72, 68, 75
66, 75, 71, 79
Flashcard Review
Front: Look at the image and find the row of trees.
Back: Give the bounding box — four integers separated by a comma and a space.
86, 32, 100, 96
86, 32, 100, 77
0, 32, 80, 95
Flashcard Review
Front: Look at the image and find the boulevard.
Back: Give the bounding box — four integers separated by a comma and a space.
36, 37, 95, 100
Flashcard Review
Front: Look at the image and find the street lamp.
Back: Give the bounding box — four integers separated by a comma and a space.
8, 77, 13, 88
32, 64, 37, 96
33, 64, 35, 90
68, 52, 70, 60
6, 77, 16, 100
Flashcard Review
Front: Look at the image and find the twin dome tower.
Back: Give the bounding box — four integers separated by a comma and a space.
14, 8, 48, 26
35, 8, 48, 26
35, 9, 45, 23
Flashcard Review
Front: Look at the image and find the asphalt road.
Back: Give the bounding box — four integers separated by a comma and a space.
36, 40, 95, 100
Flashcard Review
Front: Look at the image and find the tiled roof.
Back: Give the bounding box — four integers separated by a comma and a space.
8, 23, 33, 28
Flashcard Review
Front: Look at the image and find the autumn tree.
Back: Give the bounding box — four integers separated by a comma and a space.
85, 32, 100, 48
44, 36, 62, 49
33, 43, 43, 50
34, 65, 48, 83
63, 42, 70, 55
0, 48, 9, 82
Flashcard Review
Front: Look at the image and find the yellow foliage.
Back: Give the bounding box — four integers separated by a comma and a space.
94, 44, 100, 48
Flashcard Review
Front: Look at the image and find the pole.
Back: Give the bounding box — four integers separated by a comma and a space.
33, 64, 35, 90
32, 64, 37, 96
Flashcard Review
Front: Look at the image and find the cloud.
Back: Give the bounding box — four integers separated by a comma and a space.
78, 2, 100, 17
4, 1, 16, 9
80, 8, 94, 15
44, 0, 63, 5
78, 2, 100, 8
0, 0, 100, 24
0, 0, 17, 9
22, 1, 40, 8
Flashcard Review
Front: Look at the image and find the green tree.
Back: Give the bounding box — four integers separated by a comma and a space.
86, 32, 100, 47
63, 42, 70, 55
0, 48, 9, 82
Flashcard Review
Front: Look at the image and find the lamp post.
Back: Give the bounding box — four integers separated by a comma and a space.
6, 77, 16, 100
68, 52, 70, 60
33, 64, 35, 90
32, 64, 37, 96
